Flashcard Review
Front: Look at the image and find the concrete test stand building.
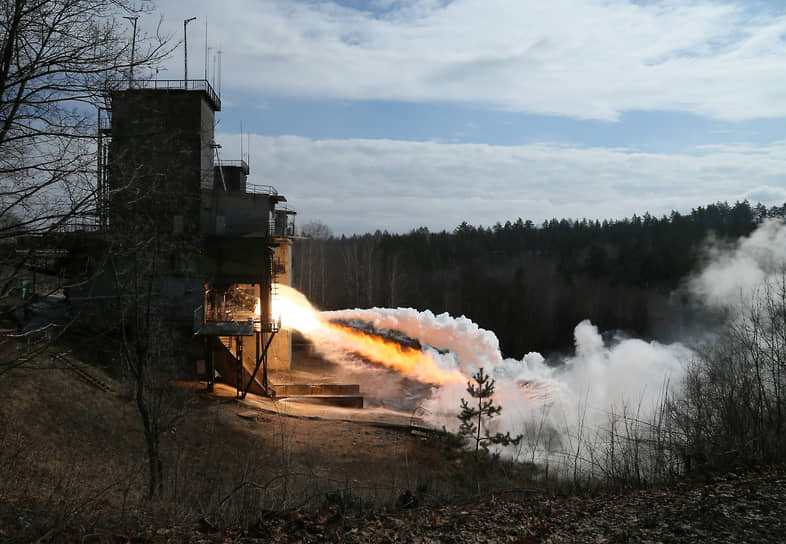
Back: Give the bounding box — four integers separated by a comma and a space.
99, 79, 295, 396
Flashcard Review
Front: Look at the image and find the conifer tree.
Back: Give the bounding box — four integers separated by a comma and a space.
458, 368, 522, 457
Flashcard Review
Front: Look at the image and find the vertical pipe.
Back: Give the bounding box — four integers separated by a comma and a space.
255, 329, 260, 396
184, 17, 196, 84
205, 337, 214, 393
262, 333, 268, 393
236, 336, 243, 398
123, 17, 138, 87
260, 278, 269, 392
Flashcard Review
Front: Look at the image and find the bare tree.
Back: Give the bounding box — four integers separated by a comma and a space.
673, 272, 786, 469
295, 220, 331, 306
104, 217, 196, 497
0, 0, 181, 493
0, 0, 170, 374
300, 220, 332, 241
0, 0, 168, 235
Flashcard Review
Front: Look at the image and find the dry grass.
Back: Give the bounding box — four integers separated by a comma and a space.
0, 347, 540, 541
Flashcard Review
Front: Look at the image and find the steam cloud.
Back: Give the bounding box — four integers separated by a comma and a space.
287, 219, 786, 471
323, 308, 692, 465
690, 219, 786, 315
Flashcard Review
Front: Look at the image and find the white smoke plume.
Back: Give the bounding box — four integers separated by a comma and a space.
324, 307, 505, 375
284, 219, 786, 474
323, 306, 691, 468
690, 218, 786, 315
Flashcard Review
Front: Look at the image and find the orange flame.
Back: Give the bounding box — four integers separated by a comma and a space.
321, 323, 466, 385
273, 285, 466, 385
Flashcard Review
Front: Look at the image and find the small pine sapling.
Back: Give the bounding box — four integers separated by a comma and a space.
458, 368, 522, 457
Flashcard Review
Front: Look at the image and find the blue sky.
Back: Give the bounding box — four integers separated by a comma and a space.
144, 0, 786, 234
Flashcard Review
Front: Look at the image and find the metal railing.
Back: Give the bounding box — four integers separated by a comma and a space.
55, 218, 102, 233
111, 79, 222, 111
246, 183, 278, 196
269, 217, 296, 238
196, 302, 278, 334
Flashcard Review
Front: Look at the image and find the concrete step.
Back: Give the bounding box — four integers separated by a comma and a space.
273, 383, 360, 396
281, 394, 364, 409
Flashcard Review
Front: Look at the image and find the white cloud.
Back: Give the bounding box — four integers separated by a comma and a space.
154, 0, 786, 121
217, 132, 786, 234
743, 185, 786, 203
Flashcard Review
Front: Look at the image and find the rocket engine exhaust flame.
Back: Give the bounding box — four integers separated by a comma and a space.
271, 283, 696, 472
272, 284, 466, 385
271, 284, 568, 393
324, 323, 466, 385
264, 221, 786, 471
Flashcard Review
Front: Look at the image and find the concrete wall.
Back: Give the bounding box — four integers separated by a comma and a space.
214, 164, 247, 192
105, 86, 294, 378
269, 239, 292, 370
200, 98, 216, 191
109, 89, 216, 234
200, 238, 274, 287
201, 191, 272, 236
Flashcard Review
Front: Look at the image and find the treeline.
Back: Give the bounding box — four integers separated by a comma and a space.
292, 200, 786, 357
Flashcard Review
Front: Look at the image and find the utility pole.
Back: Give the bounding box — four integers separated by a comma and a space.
184, 17, 197, 84
124, 16, 138, 87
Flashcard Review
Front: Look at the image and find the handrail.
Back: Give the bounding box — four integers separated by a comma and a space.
218, 160, 246, 166
110, 79, 221, 111
269, 217, 296, 238
275, 204, 296, 214
55, 219, 102, 233
245, 183, 278, 196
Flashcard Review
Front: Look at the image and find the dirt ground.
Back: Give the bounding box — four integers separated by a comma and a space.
7, 349, 783, 543
174, 349, 469, 510
0, 347, 489, 540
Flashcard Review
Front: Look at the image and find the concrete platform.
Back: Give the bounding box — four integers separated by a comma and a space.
279, 394, 364, 408
271, 383, 363, 408
209, 383, 426, 429
273, 383, 360, 396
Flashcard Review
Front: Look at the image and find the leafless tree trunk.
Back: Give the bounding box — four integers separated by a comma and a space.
106, 226, 191, 497
0, 0, 168, 236
295, 220, 331, 307
672, 272, 786, 469
389, 253, 400, 307
362, 236, 377, 307
0, 0, 170, 376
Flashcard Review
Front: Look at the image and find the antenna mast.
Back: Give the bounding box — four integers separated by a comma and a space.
217, 46, 223, 97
